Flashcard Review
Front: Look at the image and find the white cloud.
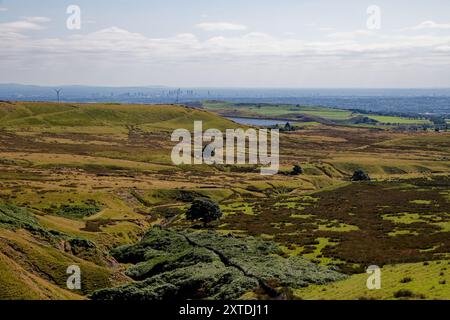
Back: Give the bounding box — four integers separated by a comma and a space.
196, 22, 248, 32
328, 29, 375, 39
23, 16, 51, 23
1, 23, 450, 87
407, 20, 450, 30
435, 45, 450, 52
0, 7, 8, 12
3, 25, 450, 59
0, 17, 50, 34
319, 27, 334, 32
1, 25, 450, 65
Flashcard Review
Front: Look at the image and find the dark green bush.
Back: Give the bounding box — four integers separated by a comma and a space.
393, 289, 414, 298
92, 228, 346, 300
292, 165, 303, 175
56, 204, 101, 219
186, 198, 222, 227
400, 277, 413, 283
351, 169, 371, 181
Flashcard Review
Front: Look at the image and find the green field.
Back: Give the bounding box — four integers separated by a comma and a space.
202, 101, 433, 126
366, 115, 431, 125
203, 101, 353, 120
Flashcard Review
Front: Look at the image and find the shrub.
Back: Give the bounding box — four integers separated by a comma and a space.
400, 276, 413, 283
186, 198, 222, 227
393, 289, 414, 298
0, 204, 53, 238
56, 204, 101, 219
292, 165, 303, 175
91, 228, 346, 300
351, 169, 371, 181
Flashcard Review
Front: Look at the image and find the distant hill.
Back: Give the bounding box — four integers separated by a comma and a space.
0, 101, 239, 131
1, 84, 450, 115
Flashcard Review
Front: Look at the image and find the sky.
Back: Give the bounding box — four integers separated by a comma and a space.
0, 0, 450, 87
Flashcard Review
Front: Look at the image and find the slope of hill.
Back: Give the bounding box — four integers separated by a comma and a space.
0, 204, 116, 299
0, 102, 245, 299
0, 101, 239, 131
0, 101, 448, 300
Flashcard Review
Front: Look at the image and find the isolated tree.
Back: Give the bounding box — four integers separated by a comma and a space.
186, 198, 222, 227
292, 164, 303, 175
284, 122, 292, 131
351, 169, 370, 181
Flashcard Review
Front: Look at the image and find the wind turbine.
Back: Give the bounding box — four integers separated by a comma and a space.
54, 89, 62, 103
175, 88, 180, 104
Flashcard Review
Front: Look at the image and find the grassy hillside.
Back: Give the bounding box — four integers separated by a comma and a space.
0, 249, 83, 300
0, 204, 118, 299
295, 260, 449, 300
0, 101, 239, 131
0, 101, 448, 300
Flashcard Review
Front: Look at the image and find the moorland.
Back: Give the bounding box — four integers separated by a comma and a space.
0, 100, 448, 300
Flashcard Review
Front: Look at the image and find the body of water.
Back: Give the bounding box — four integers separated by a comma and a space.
226, 117, 288, 126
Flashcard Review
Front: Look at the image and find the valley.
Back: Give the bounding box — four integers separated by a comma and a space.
0, 101, 448, 300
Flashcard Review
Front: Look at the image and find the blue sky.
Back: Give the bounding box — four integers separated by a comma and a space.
1, 0, 450, 87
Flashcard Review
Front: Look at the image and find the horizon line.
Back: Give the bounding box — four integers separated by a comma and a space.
2, 83, 450, 90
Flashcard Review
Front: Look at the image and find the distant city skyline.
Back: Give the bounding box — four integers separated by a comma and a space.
1, 0, 450, 87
